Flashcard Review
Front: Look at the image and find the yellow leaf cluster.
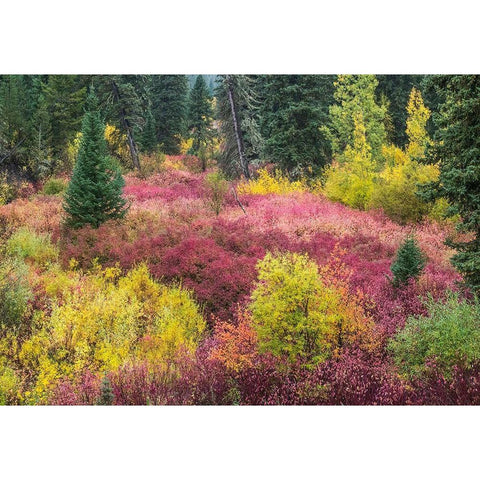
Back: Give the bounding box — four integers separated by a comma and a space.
237, 168, 308, 196
18, 263, 205, 399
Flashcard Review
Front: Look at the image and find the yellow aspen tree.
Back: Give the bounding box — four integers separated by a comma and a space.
406, 87, 431, 161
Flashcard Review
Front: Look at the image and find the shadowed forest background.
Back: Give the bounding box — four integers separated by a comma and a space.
1, 74, 480, 405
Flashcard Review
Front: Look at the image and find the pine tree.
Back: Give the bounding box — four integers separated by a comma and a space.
390, 236, 426, 287
140, 108, 157, 154
42, 75, 87, 163
216, 75, 261, 179
187, 75, 214, 156
95, 75, 148, 171
0, 75, 30, 175
30, 93, 53, 178
63, 89, 128, 229
420, 75, 480, 291
259, 75, 334, 178
150, 75, 188, 154
97, 374, 114, 405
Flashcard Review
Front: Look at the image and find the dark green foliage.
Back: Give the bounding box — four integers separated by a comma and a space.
97, 374, 114, 405
187, 75, 218, 94
94, 75, 148, 170
150, 75, 188, 154
43, 75, 87, 165
258, 75, 335, 178
215, 75, 262, 178
377, 75, 425, 147
30, 93, 53, 178
389, 292, 480, 379
0, 75, 86, 180
420, 75, 480, 291
0, 259, 32, 333
0, 75, 31, 176
63, 89, 128, 229
187, 75, 214, 155
391, 236, 426, 287
140, 108, 157, 154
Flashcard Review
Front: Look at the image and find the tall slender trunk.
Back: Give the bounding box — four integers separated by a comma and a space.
110, 80, 141, 171
225, 75, 250, 180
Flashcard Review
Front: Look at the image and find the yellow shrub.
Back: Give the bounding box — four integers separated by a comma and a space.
18, 264, 205, 398
371, 145, 440, 224
179, 136, 194, 155
323, 112, 376, 210
238, 168, 307, 195
104, 124, 130, 166
250, 251, 373, 367
120, 264, 206, 363
0, 360, 21, 405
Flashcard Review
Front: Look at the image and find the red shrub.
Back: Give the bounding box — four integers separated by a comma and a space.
154, 236, 258, 322
407, 360, 480, 405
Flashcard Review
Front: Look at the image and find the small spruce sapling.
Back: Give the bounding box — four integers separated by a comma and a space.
63, 88, 128, 229
390, 236, 426, 287
97, 374, 114, 405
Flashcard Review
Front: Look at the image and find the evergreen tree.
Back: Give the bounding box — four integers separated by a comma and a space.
43, 75, 87, 164
0, 75, 30, 175
95, 75, 148, 170
216, 75, 262, 178
97, 374, 114, 405
140, 107, 157, 154
259, 75, 334, 178
63, 89, 128, 229
328, 75, 386, 164
187, 75, 214, 156
30, 93, 53, 178
420, 75, 480, 291
391, 236, 426, 287
150, 75, 188, 154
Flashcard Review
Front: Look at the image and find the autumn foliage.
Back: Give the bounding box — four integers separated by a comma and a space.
0, 154, 476, 405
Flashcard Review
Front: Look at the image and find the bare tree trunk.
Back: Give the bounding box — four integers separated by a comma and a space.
110, 80, 141, 171
231, 185, 247, 215
225, 75, 250, 180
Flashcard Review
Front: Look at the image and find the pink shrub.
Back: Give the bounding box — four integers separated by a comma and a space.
49, 371, 101, 405
315, 348, 407, 405
0, 195, 62, 239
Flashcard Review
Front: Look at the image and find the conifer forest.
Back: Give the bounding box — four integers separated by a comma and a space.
2, 74, 480, 405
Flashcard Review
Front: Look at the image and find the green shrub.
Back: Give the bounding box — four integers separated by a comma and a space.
6, 227, 58, 267
0, 259, 32, 332
205, 171, 229, 215
389, 292, 480, 378
390, 236, 425, 288
42, 177, 67, 195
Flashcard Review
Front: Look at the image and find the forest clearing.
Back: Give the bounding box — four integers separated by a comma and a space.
1, 74, 479, 405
